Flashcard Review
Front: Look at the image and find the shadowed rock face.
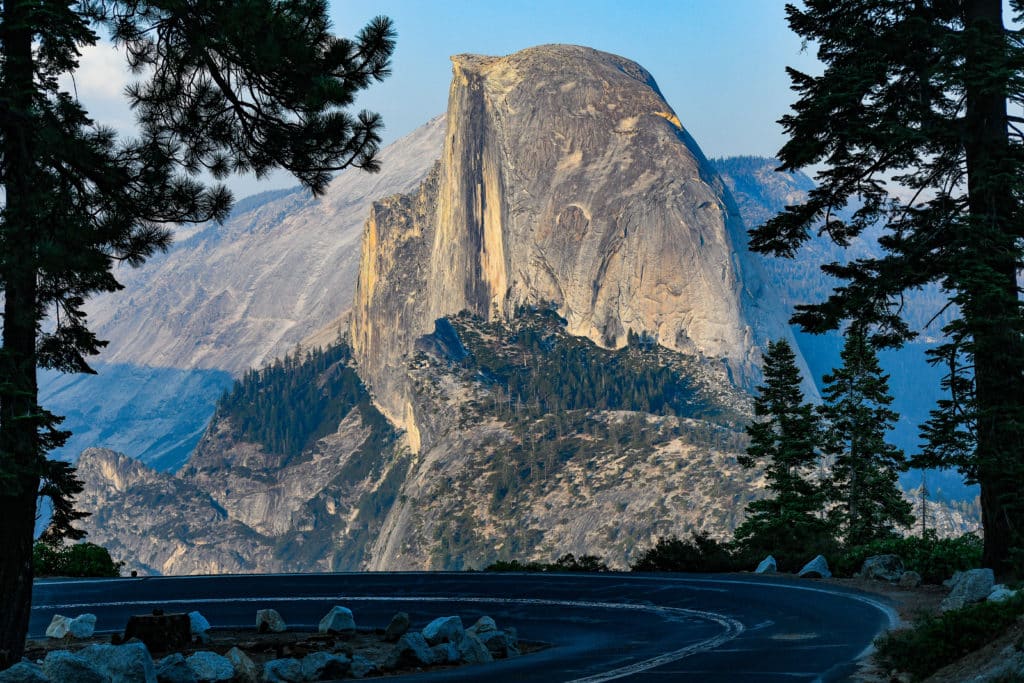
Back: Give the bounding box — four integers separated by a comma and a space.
351, 45, 803, 444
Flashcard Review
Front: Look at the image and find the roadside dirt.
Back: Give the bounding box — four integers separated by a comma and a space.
827, 577, 1024, 683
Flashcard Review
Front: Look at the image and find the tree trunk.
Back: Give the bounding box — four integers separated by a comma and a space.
0, 0, 42, 668
962, 0, 1024, 575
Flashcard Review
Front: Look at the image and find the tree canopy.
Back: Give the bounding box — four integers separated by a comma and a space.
0, 0, 394, 667
753, 0, 1024, 574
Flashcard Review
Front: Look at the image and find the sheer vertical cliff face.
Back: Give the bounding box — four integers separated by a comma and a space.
351, 45, 802, 439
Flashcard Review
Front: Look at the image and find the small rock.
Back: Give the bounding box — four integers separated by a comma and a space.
458, 631, 494, 664
467, 616, 497, 635
755, 555, 777, 574
318, 606, 356, 634
349, 655, 377, 679
256, 608, 287, 633
478, 630, 518, 658
898, 571, 922, 588
860, 555, 904, 582
186, 651, 234, 682
79, 641, 158, 683
45, 614, 72, 638
798, 555, 831, 579
43, 650, 106, 683
391, 632, 435, 666
0, 661, 47, 682
225, 647, 259, 683
430, 642, 461, 664
188, 614, 209, 634
301, 651, 351, 680
155, 653, 197, 683
68, 613, 97, 639
383, 612, 410, 642
941, 568, 994, 611
263, 658, 303, 683
988, 585, 1017, 603
422, 615, 464, 645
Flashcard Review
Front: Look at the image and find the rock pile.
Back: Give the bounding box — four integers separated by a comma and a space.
11, 605, 524, 682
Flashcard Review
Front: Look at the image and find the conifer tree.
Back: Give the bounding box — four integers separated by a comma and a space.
0, 1, 394, 667
734, 340, 830, 566
819, 327, 913, 546
751, 0, 1024, 574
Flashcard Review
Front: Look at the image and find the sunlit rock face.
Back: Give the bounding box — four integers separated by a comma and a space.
351, 44, 804, 442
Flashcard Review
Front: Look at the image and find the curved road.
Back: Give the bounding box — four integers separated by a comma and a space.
31, 572, 895, 682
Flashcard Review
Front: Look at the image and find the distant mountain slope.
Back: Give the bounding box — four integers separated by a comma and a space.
40, 116, 446, 469
87, 115, 447, 374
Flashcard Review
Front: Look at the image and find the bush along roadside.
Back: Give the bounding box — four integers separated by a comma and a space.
483, 554, 610, 572
832, 532, 983, 584
33, 541, 123, 578
874, 593, 1024, 681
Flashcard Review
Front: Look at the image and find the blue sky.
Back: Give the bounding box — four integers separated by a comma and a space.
74, 1, 820, 198
335, 0, 820, 157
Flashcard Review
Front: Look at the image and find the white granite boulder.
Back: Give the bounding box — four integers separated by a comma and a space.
467, 616, 497, 635
422, 615, 464, 645
0, 661, 47, 682
78, 641, 158, 683
391, 632, 435, 666
225, 647, 259, 683
45, 614, 72, 638
899, 570, 922, 588
383, 612, 410, 642
429, 642, 461, 664
941, 568, 994, 611
318, 606, 356, 634
43, 650, 106, 683
860, 554, 904, 582
349, 655, 377, 679
457, 631, 494, 664
263, 657, 303, 683
755, 555, 777, 574
188, 611, 211, 641
69, 613, 97, 639
255, 608, 287, 633
988, 584, 1016, 603
301, 651, 351, 680
154, 653, 197, 683
798, 555, 831, 579
186, 651, 234, 682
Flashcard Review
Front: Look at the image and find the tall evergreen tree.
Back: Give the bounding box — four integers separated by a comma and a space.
751, 0, 1024, 574
819, 326, 914, 546
734, 340, 830, 567
0, 1, 394, 667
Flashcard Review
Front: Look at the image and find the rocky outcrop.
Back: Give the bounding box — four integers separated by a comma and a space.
351, 45, 809, 442
40, 116, 446, 471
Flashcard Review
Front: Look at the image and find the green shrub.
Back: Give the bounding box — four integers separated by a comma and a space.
874, 594, 1024, 680
484, 553, 609, 572
32, 542, 63, 576
630, 533, 745, 572
33, 541, 123, 578
833, 531, 982, 583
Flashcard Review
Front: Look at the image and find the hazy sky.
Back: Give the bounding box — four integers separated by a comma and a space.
73, 1, 820, 198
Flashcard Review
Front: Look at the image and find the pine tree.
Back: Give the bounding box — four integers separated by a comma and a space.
819, 327, 914, 546
0, 1, 394, 667
751, 0, 1024, 574
734, 340, 831, 567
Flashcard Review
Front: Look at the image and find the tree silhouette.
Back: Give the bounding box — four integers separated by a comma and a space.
0, 1, 394, 666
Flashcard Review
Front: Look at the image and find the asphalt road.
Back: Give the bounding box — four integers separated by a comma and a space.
31, 572, 896, 682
